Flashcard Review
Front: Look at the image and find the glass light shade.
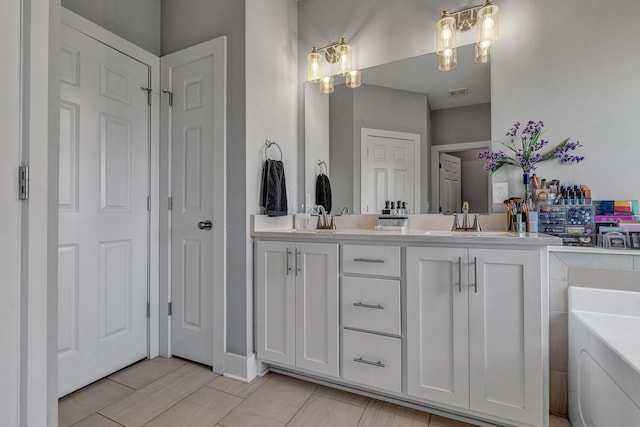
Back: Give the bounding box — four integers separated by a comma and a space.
346, 70, 361, 88
435, 13, 457, 55
475, 42, 491, 63
335, 43, 352, 76
307, 49, 323, 83
319, 76, 334, 94
477, 3, 499, 45
438, 48, 457, 71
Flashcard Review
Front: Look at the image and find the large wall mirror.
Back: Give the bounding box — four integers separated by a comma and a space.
303, 44, 492, 214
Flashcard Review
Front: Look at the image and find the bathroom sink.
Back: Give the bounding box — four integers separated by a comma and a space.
423, 230, 518, 237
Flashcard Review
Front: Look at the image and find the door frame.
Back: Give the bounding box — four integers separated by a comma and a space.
161, 37, 227, 373
360, 127, 421, 214
430, 141, 491, 214
61, 8, 162, 358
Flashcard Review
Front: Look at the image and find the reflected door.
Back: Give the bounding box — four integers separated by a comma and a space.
439, 152, 461, 214
58, 23, 149, 396
360, 128, 420, 213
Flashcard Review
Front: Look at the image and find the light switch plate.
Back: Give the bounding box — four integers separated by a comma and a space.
493, 182, 508, 202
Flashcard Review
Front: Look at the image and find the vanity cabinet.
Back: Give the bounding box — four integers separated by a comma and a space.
255, 241, 339, 377
406, 246, 545, 427
341, 244, 402, 393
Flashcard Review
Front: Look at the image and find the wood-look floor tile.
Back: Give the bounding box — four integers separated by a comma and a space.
358, 400, 430, 427
287, 394, 365, 427
428, 414, 475, 427
550, 415, 572, 427
108, 357, 187, 390
71, 413, 123, 427
218, 374, 317, 427
550, 371, 569, 416
59, 379, 134, 427
144, 386, 242, 427
206, 372, 271, 398
99, 363, 218, 427
313, 385, 370, 407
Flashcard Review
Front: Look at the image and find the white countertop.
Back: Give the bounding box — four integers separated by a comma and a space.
251, 227, 562, 246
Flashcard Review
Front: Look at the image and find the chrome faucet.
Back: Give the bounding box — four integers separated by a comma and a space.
451, 201, 482, 232
315, 205, 335, 229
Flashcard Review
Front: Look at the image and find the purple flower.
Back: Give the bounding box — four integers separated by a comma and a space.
479, 121, 585, 174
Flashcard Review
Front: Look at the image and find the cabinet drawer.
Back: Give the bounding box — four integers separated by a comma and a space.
343, 330, 401, 393
342, 276, 400, 335
343, 244, 400, 277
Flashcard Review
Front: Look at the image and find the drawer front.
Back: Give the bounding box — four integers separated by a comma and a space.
343, 244, 400, 277
343, 330, 401, 393
342, 276, 400, 335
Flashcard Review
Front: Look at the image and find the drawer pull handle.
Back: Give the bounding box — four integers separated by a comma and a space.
353, 258, 385, 264
353, 357, 385, 368
353, 302, 384, 310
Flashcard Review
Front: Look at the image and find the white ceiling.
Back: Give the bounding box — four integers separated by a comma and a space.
358, 44, 490, 110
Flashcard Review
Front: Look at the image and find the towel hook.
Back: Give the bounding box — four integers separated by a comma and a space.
317, 160, 327, 175
264, 140, 282, 161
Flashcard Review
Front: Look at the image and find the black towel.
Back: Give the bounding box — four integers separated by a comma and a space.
260, 159, 288, 216
315, 173, 332, 214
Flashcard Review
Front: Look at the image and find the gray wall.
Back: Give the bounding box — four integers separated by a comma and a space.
329, 86, 354, 214
431, 103, 491, 146
161, 0, 248, 356
61, 0, 161, 55
458, 149, 488, 213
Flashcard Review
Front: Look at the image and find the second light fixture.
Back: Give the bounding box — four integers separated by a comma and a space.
307, 38, 361, 94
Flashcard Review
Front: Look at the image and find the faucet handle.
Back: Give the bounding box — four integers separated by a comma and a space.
472, 214, 482, 232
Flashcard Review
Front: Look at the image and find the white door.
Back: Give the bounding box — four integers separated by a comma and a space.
360, 128, 420, 213
439, 152, 461, 214
406, 247, 469, 408
256, 241, 296, 366
295, 242, 339, 377
468, 249, 543, 426
58, 23, 149, 396
164, 38, 226, 368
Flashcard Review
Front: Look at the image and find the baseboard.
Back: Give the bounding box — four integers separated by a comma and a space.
223, 352, 257, 383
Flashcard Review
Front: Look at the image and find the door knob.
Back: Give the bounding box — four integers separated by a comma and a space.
197, 220, 212, 230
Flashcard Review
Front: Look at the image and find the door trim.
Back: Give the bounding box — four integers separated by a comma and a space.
360, 127, 421, 214
161, 37, 227, 373
61, 8, 161, 358
430, 141, 491, 214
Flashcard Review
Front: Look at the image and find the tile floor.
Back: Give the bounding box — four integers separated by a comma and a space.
59, 357, 573, 427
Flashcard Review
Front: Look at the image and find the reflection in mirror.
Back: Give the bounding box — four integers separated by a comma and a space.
303, 44, 491, 214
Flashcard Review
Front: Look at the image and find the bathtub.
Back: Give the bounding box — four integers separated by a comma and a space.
568, 287, 640, 427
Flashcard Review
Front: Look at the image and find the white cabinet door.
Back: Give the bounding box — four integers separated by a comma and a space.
468, 249, 543, 427
295, 242, 339, 377
256, 241, 296, 366
406, 247, 469, 408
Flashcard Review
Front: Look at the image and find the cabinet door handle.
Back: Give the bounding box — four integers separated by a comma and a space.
457, 256, 462, 293
286, 248, 291, 275
353, 258, 385, 264
473, 256, 478, 293
352, 302, 384, 310
353, 357, 385, 368
296, 249, 301, 275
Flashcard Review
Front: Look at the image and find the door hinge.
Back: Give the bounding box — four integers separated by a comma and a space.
168, 301, 172, 316
439, 162, 442, 169
140, 86, 152, 105
18, 165, 29, 200
439, 206, 442, 213
162, 89, 173, 107
146, 302, 150, 317
168, 196, 173, 211
147, 196, 151, 211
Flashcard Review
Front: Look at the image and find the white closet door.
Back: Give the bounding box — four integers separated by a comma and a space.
439, 152, 461, 214
58, 23, 149, 397
164, 37, 226, 368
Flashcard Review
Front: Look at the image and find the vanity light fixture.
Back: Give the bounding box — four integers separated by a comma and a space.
307, 38, 361, 93
435, 0, 499, 70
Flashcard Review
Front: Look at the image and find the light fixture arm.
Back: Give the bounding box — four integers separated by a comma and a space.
444, 0, 494, 32
314, 37, 348, 63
